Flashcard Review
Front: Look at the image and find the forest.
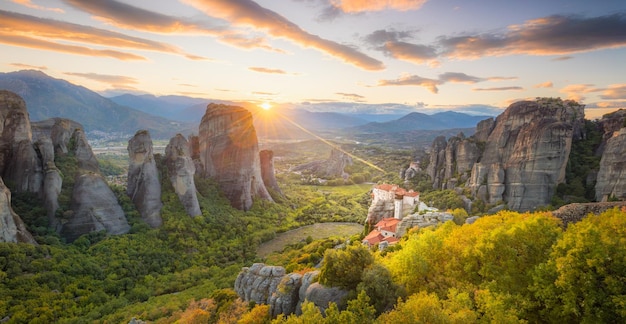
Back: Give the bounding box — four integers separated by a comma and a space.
1, 142, 625, 323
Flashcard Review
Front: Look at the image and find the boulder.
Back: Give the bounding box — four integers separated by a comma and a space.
234, 263, 286, 306
165, 134, 201, 217
197, 104, 272, 210
127, 130, 162, 227
0, 177, 36, 244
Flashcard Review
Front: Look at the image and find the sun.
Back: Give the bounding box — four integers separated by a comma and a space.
260, 102, 272, 110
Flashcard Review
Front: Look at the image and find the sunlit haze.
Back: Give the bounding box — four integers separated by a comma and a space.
1, 0, 625, 116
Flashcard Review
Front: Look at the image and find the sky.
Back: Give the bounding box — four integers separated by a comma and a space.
1, 0, 625, 119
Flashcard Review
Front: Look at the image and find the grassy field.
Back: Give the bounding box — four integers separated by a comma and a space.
257, 222, 364, 258
302, 183, 374, 196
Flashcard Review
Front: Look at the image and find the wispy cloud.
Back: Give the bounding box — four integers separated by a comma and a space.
552, 56, 573, 61
11, 0, 64, 13
9, 63, 47, 70
336, 92, 365, 100
333, 0, 428, 13
377, 74, 441, 93
0, 10, 204, 60
534, 81, 553, 88
64, 72, 139, 86
600, 84, 626, 100
183, 0, 384, 71
253, 91, 279, 96
0, 32, 145, 61
249, 67, 288, 74
61, 0, 282, 52
559, 84, 602, 101
377, 71, 518, 93
364, 29, 438, 65
472, 86, 524, 92
440, 13, 626, 59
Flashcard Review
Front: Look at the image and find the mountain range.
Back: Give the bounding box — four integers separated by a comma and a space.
0, 70, 494, 141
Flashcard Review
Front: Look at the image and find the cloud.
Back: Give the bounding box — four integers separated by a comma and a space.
183, 0, 384, 71
440, 13, 626, 59
64, 72, 139, 86
0, 32, 146, 61
472, 86, 524, 92
336, 92, 365, 100
253, 91, 279, 96
62, 0, 282, 52
364, 29, 438, 65
559, 84, 602, 101
0, 10, 203, 60
9, 63, 47, 70
589, 101, 626, 108
552, 56, 573, 61
377, 74, 441, 93
534, 81, 553, 88
333, 0, 428, 13
249, 67, 288, 74
600, 84, 626, 100
438, 72, 484, 84
11, 0, 63, 13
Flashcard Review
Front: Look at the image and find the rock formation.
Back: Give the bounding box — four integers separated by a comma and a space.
293, 148, 353, 179
34, 136, 62, 229
61, 172, 130, 242
235, 264, 348, 317
0, 177, 36, 244
0, 90, 42, 194
428, 98, 585, 211
595, 128, 626, 201
259, 150, 283, 196
551, 202, 626, 226
127, 130, 162, 227
197, 104, 272, 210
165, 134, 201, 217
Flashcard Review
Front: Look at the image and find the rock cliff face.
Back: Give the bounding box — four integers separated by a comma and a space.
0, 90, 42, 194
127, 130, 162, 227
197, 104, 272, 210
259, 150, 283, 196
429, 98, 585, 211
0, 177, 36, 244
165, 134, 201, 217
293, 148, 353, 179
235, 264, 348, 317
595, 128, 626, 201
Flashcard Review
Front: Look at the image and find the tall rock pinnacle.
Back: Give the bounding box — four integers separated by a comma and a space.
127, 130, 163, 227
198, 103, 273, 210
165, 134, 201, 217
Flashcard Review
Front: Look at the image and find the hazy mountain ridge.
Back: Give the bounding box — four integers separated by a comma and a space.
0, 70, 194, 139
351, 111, 492, 133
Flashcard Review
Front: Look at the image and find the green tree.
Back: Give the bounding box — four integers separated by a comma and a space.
319, 244, 373, 290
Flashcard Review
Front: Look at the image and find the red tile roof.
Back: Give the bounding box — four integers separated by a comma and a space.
375, 218, 401, 233
375, 183, 419, 197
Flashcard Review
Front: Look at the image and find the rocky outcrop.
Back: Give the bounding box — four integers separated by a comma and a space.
0, 90, 42, 194
234, 264, 348, 317
429, 98, 585, 211
61, 172, 130, 242
0, 177, 36, 244
165, 134, 201, 217
366, 199, 395, 225
395, 212, 453, 237
597, 109, 626, 155
35, 136, 62, 229
259, 150, 282, 196
595, 128, 626, 201
127, 130, 162, 227
293, 148, 353, 179
197, 104, 272, 210
551, 202, 626, 226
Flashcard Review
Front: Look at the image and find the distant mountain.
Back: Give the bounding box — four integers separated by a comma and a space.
0, 70, 194, 139
350, 111, 491, 133
109, 93, 232, 122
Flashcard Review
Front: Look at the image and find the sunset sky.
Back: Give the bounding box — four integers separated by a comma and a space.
1, 0, 625, 118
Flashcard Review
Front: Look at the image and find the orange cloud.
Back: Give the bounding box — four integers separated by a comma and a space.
64, 72, 139, 86
11, 0, 64, 13
62, 0, 282, 52
601, 84, 626, 100
333, 0, 428, 12
534, 81, 553, 88
377, 74, 441, 93
472, 86, 524, 92
183, 0, 384, 71
248, 67, 287, 74
10, 63, 47, 70
559, 84, 602, 102
0, 32, 145, 61
0, 10, 204, 60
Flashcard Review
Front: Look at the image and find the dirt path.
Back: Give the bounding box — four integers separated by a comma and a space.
257, 222, 364, 258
